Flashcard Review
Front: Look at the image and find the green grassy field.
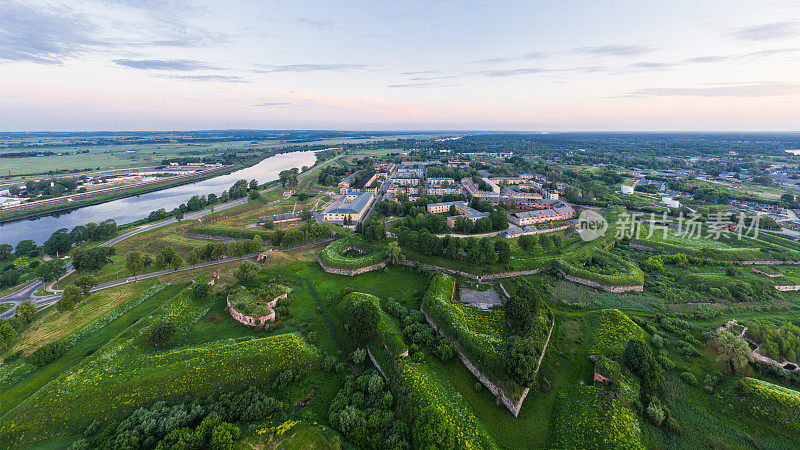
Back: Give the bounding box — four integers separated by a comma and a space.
0, 280, 321, 447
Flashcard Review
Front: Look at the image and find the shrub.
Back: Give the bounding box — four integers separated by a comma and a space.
352, 348, 366, 365
646, 402, 666, 427
191, 282, 213, 301
680, 372, 698, 386
26, 341, 67, 366
147, 321, 177, 347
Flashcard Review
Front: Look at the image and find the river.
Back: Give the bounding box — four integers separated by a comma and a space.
0, 150, 317, 246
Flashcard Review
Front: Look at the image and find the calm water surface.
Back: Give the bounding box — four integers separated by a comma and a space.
0, 150, 317, 246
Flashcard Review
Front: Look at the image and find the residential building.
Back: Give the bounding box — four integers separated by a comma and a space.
508, 204, 575, 226
427, 201, 490, 228
323, 191, 375, 222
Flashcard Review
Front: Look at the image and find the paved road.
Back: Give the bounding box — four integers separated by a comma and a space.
102, 196, 252, 247
1, 253, 263, 319
0, 155, 342, 319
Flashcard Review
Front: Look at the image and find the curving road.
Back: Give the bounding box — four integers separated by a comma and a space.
0, 155, 341, 320
0, 194, 261, 320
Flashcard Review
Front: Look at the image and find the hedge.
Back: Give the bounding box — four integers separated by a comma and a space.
189, 226, 273, 241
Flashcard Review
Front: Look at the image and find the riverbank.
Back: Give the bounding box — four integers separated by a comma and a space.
0, 150, 320, 246
0, 165, 238, 224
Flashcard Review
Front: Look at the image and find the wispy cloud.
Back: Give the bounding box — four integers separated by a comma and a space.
254, 63, 370, 73
571, 45, 654, 57
387, 82, 457, 88
475, 67, 548, 77
471, 52, 547, 64
0, 1, 97, 64
295, 18, 333, 29
627, 61, 677, 70
622, 81, 800, 98
253, 102, 291, 106
731, 22, 799, 41
160, 74, 248, 83
114, 59, 218, 71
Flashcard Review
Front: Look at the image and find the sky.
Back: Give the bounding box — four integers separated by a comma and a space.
1, 0, 799, 132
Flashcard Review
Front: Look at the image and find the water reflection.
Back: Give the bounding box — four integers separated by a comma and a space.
0, 150, 316, 246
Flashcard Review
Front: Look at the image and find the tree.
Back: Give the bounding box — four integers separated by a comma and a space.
346, 301, 379, 344
42, 228, 72, 257
70, 225, 87, 243
387, 241, 404, 265
209, 422, 240, 450
75, 274, 99, 296
15, 300, 36, 323
57, 285, 84, 312
503, 336, 538, 385
174, 209, 185, 222
126, 251, 146, 281
505, 296, 533, 335
155, 247, 178, 269
191, 282, 212, 301
36, 259, 66, 282
73, 246, 115, 273
15, 239, 38, 257
361, 218, 386, 242
710, 330, 753, 375
170, 255, 183, 271
623, 339, 663, 403
0, 244, 12, 260
1, 321, 17, 347
494, 240, 511, 263
414, 406, 456, 449
97, 219, 117, 239
249, 179, 259, 190
229, 180, 249, 199
249, 190, 261, 201
233, 260, 259, 283
0, 269, 20, 288
148, 321, 177, 347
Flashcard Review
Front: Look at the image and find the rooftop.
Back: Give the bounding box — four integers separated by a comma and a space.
325, 191, 374, 215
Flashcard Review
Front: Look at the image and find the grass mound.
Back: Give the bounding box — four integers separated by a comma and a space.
338, 292, 406, 357
738, 377, 800, 433
0, 282, 319, 449
318, 237, 387, 269
552, 384, 644, 449
556, 249, 644, 287
399, 361, 499, 449
422, 273, 549, 401
584, 309, 646, 354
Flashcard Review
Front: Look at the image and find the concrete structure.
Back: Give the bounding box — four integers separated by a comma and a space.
489, 176, 527, 185
621, 185, 634, 194
258, 211, 303, 225
426, 179, 462, 196
427, 201, 489, 228
323, 191, 374, 222
227, 292, 286, 326
661, 196, 680, 208
508, 205, 575, 226
394, 177, 420, 186
351, 172, 379, 192
482, 177, 501, 194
